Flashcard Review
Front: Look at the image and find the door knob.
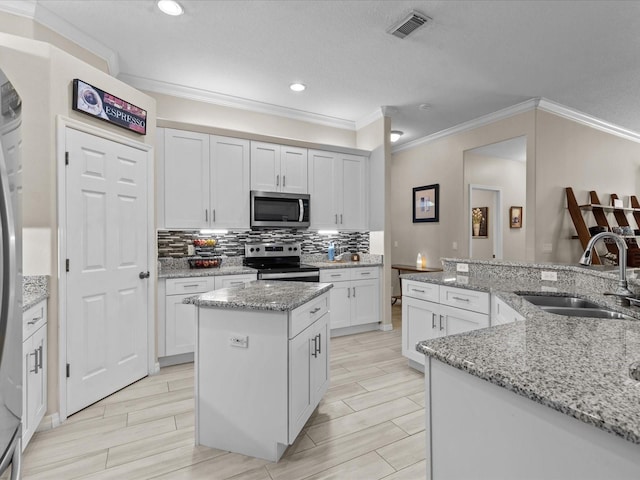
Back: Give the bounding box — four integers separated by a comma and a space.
139, 271, 150, 279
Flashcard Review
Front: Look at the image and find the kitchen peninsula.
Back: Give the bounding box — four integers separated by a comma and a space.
185, 280, 332, 462
407, 259, 640, 479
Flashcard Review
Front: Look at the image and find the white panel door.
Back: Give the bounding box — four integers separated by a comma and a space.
328, 283, 351, 329
165, 295, 196, 356
66, 128, 149, 415
210, 135, 250, 229
164, 129, 209, 228
280, 146, 308, 194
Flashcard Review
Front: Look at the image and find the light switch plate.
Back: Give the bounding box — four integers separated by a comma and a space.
456, 263, 469, 273
229, 335, 248, 348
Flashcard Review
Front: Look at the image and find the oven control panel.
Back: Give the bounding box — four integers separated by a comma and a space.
245, 242, 300, 258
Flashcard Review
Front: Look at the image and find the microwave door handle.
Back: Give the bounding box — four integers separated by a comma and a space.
299, 199, 304, 222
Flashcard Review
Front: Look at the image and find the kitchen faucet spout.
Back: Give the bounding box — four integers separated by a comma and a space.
579, 232, 634, 306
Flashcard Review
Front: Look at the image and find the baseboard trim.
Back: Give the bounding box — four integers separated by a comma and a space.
159, 353, 194, 368
36, 412, 61, 433
379, 323, 393, 331
330, 323, 379, 338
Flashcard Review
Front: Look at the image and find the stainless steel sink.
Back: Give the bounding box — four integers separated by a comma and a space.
540, 307, 634, 320
518, 293, 635, 320
519, 295, 600, 309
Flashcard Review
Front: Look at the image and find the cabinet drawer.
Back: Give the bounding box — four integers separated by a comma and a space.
290, 294, 329, 339
166, 277, 215, 295
440, 286, 489, 314
23, 301, 47, 341
351, 267, 379, 280
214, 274, 256, 289
403, 280, 439, 303
320, 269, 350, 283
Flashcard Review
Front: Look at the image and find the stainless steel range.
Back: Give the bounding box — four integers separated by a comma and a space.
244, 242, 319, 282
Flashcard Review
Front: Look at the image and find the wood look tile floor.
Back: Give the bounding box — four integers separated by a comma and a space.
18, 305, 426, 479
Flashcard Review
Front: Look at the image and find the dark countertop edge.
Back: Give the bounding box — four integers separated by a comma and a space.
185, 283, 333, 312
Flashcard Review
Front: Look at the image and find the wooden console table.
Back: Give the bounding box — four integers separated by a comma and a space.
391, 264, 443, 304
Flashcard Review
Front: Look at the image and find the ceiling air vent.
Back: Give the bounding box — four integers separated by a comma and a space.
387, 11, 431, 39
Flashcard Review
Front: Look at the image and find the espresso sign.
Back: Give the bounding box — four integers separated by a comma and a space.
72, 79, 147, 135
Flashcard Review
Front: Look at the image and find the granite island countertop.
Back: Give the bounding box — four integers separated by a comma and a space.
23, 275, 49, 311
407, 270, 640, 445
184, 280, 333, 311
306, 259, 383, 269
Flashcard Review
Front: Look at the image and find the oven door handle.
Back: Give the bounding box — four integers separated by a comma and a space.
259, 271, 319, 280
299, 199, 304, 222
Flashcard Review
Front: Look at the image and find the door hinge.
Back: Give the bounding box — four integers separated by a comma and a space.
65, 151, 69, 166
66, 259, 69, 272
66, 363, 70, 378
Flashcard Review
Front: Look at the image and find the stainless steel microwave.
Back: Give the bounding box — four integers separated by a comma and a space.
250, 191, 310, 229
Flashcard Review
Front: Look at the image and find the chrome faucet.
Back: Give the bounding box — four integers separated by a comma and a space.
579, 232, 634, 306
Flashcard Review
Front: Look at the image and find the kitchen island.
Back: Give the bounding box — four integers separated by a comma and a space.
408, 259, 640, 479
185, 280, 332, 462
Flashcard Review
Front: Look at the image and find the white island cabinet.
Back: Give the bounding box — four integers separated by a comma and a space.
192, 282, 331, 462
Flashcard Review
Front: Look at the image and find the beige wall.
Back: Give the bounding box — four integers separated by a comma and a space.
151, 92, 358, 148
0, 32, 156, 418
535, 110, 640, 264
391, 110, 536, 279
464, 152, 527, 261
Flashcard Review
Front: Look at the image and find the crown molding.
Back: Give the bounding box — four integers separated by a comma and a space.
0, 1, 121, 75
393, 97, 640, 154
120, 73, 357, 131
536, 98, 640, 144
0, 0, 36, 17
355, 108, 383, 130
392, 98, 539, 153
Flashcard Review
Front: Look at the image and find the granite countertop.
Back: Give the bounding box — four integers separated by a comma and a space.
158, 265, 257, 279
408, 271, 640, 445
184, 280, 333, 311
307, 259, 383, 269
23, 275, 49, 311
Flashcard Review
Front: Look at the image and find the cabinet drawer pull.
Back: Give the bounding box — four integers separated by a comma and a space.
432, 313, 436, 329
182, 284, 201, 288
452, 296, 470, 302
335, 214, 338, 224
347, 288, 350, 298
30, 349, 39, 374
37, 345, 43, 370
317, 332, 321, 355
311, 336, 318, 358
360, 272, 371, 276
283, 175, 286, 187
28, 317, 41, 325
411, 288, 425, 293
205, 209, 208, 222
439, 315, 444, 331
352, 287, 356, 297
229, 281, 244, 285
330, 274, 341, 277
340, 214, 343, 224
276, 174, 280, 187
310, 307, 321, 314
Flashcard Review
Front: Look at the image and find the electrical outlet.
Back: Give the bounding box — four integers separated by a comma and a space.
542, 243, 553, 253
457, 275, 469, 285
229, 335, 248, 348
394, 241, 398, 247
456, 263, 469, 273
452, 241, 458, 251
541, 271, 557, 281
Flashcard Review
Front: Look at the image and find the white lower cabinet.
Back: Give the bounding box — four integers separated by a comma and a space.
161, 273, 256, 358
22, 300, 47, 450
288, 311, 329, 443
491, 295, 525, 325
402, 281, 489, 367
320, 267, 380, 330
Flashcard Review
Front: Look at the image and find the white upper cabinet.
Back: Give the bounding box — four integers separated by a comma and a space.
250, 141, 308, 194
163, 129, 210, 229
210, 135, 250, 229
160, 128, 250, 229
309, 149, 366, 231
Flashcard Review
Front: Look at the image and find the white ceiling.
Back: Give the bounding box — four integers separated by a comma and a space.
15, 1, 640, 146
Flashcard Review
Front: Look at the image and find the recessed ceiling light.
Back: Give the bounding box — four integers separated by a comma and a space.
290, 83, 306, 92
390, 130, 404, 143
157, 0, 184, 16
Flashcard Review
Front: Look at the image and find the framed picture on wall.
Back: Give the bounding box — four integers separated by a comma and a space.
472, 207, 488, 238
510, 206, 523, 228
413, 184, 439, 223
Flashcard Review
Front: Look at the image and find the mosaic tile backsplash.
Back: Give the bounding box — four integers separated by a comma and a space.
157, 229, 370, 258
